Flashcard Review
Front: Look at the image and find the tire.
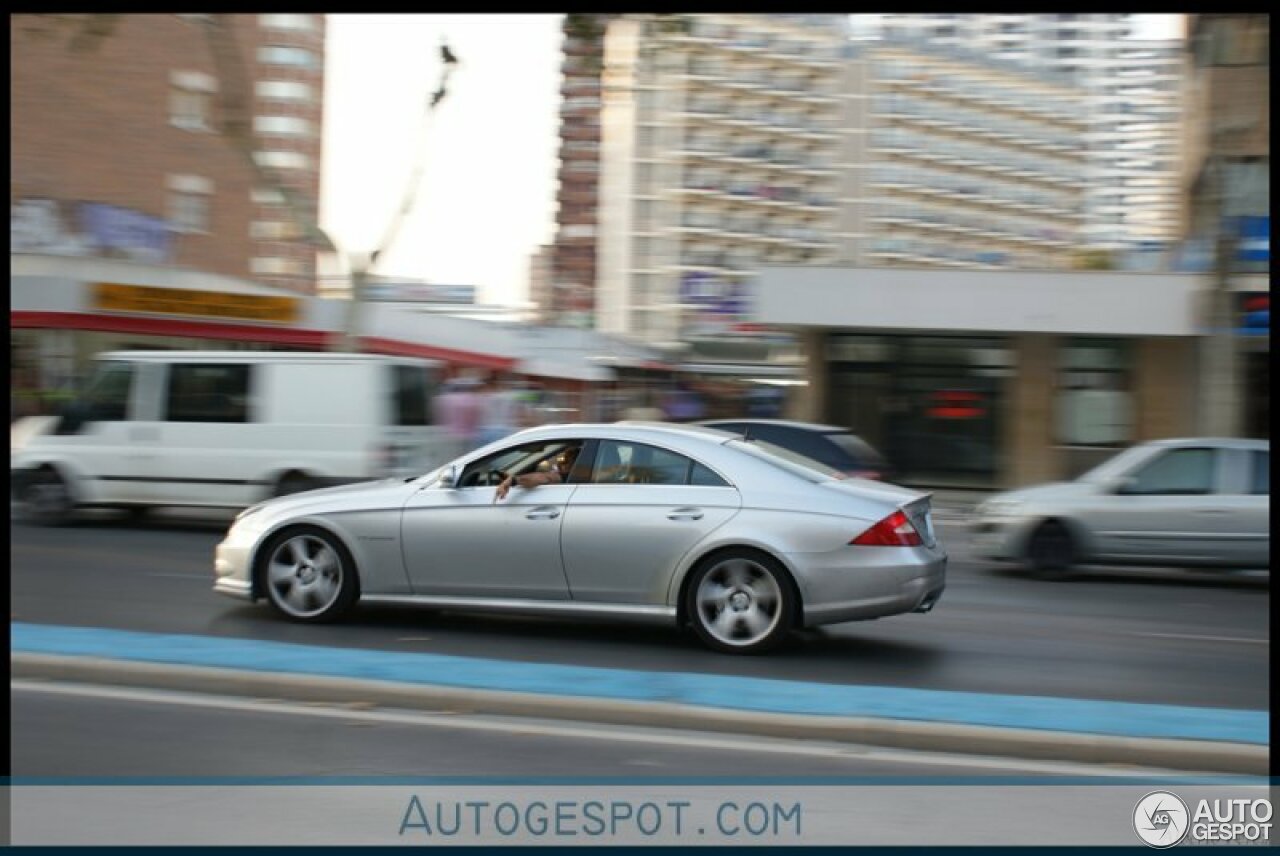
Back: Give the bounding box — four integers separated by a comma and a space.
274, 472, 315, 498
258, 525, 359, 622
17, 467, 76, 526
685, 549, 796, 654
1026, 521, 1076, 580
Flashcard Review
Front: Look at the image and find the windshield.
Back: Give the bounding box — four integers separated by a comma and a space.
1076, 444, 1151, 483
728, 437, 844, 482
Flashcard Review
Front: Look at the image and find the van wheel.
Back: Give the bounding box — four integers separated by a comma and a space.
274, 472, 315, 497
19, 467, 75, 526
686, 549, 796, 654
259, 526, 359, 622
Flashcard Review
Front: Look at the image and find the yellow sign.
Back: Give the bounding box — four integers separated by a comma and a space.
93, 283, 299, 324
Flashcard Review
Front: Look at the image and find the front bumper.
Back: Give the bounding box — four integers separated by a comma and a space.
970, 517, 1026, 560
213, 521, 263, 601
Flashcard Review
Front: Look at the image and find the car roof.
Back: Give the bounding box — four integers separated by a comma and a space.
510, 421, 737, 446
698, 418, 852, 434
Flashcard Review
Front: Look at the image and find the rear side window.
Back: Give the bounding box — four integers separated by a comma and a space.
165, 364, 250, 423
590, 440, 728, 486
392, 365, 430, 426
1252, 451, 1269, 495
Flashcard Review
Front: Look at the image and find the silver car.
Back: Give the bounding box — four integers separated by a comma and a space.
214, 422, 946, 653
972, 437, 1270, 578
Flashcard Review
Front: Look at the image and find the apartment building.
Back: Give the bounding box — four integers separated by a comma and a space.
846, 39, 1088, 270
550, 14, 613, 329
595, 14, 850, 349
878, 14, 1183, 254
10, 13, 326, 293
1181, 14, 1269, 439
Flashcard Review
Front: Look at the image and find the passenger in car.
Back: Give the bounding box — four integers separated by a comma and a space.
494, 444, 581, 501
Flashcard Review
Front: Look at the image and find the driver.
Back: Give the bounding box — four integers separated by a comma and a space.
494, 445, 581, 502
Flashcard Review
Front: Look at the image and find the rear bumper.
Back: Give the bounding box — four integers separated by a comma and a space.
795, 546, 947, 626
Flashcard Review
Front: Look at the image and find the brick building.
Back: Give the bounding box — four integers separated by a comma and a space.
10, 13, 326, 293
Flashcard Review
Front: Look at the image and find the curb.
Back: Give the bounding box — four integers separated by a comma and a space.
13, 653, 1268, 776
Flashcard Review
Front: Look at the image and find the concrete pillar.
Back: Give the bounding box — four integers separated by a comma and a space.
1004, 335, 1060, 488
786, 328, 826, 422
1135, 338, 1197, 441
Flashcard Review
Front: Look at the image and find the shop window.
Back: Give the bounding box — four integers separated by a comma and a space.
1055, 338, 1133, 447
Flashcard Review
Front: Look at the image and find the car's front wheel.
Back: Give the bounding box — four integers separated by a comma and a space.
686, 550, 796, 654
17, 466, 75, 526
259, 526, 359, 622
1026, 520, 1076, 580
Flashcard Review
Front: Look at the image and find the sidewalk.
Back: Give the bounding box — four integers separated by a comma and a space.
11, 622, 1267, 776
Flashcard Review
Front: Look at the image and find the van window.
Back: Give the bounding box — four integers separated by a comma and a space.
393, 364, 430, 426
165, 364, 251, 423
82, 361, 134, 422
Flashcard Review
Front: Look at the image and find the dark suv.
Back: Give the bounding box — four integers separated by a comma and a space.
699, 419, 895, 482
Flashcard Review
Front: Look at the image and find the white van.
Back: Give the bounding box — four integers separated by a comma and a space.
11, 350, 451, 523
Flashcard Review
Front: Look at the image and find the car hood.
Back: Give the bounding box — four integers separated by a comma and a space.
982, 480, 1095, 506
241, 477, 427, 525
11, 415, 60, 455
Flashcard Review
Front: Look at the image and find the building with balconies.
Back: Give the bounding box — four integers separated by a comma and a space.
847, 39, 1088, 271
595, 13, 850, 354
877, 15, 1183, 255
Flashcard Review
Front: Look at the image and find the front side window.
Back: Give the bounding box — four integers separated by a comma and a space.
459, 440, 584, 488
1124, 447, 1217, 495
165, 364, 250, 423
81, 361, 134, 422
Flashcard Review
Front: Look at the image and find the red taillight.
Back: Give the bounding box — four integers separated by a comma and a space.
850, 510, 922, 547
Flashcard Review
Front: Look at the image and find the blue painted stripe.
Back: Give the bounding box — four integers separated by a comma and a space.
11, 622, 1269, 745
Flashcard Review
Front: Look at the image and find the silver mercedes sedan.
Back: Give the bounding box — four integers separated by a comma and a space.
214, 422, 946, 653
972, 437, 1270, 579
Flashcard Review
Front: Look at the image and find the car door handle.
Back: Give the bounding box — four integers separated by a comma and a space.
667, 507, 704, 521
525, 507, 561, 520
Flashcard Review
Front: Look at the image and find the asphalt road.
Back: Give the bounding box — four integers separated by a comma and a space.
9, 510, 1270, 710
10, 681, 1168, 779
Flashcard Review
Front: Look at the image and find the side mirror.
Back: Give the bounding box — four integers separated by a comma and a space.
437, 465, 460, 489
1111, 476, 1136, 495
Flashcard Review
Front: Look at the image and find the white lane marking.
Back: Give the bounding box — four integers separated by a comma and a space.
1129, 632, 1268, 645
11, 679, 1199, 777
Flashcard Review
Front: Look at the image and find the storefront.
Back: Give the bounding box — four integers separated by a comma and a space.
755, 266, 1205, 489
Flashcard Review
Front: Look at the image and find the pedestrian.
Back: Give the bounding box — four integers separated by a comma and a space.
477, 372, 527, 447
433, 374, 482, 458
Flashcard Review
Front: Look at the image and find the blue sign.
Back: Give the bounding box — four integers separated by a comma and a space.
78, 202, 172, 263
1235, 216, 1269, 263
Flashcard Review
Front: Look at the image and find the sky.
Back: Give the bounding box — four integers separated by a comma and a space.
319, 14, 1183, 307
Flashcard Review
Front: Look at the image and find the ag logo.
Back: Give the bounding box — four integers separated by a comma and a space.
1134, 791, 1190, 848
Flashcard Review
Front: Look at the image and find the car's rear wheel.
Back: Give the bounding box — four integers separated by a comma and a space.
1026, 520, 1076, 580
260, 526, 358, 622
18, 467, 75, 526
686, 550, 796, 654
